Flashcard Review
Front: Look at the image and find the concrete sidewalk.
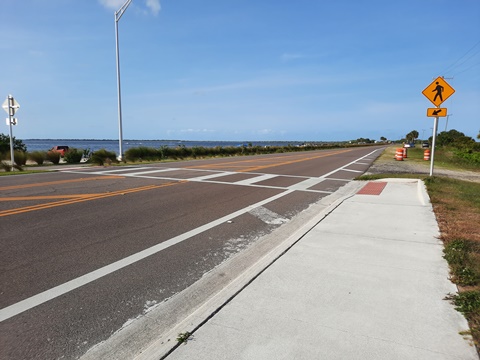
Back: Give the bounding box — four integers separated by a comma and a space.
162, 179, 477, 360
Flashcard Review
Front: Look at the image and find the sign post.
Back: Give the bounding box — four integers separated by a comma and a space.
422, 77, 455, 176
2, 95, 20, 168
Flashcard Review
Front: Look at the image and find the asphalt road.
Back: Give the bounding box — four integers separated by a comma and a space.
0, 146, 384, 359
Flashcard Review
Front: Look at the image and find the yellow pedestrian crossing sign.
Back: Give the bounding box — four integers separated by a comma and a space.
427, 108, 447, 117
422, 77, 455, 106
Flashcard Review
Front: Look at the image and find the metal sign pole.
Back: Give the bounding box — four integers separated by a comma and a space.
422, 77, 455, 177
8, 95, 15, 168
429, 115, 439, 176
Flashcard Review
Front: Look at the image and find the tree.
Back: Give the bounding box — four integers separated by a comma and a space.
355, 137, 374, 144
380, 136, 387, 142
406, 130, 419, 143
430, 129, 475, 147
0, 133, 27, 154
477, 131, 480, 140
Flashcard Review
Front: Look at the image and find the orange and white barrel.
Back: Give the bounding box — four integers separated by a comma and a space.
395, 148, 404, 161
403, 147, 407, 158
424, 149, 431, 161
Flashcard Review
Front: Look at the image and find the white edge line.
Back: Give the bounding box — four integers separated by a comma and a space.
1, 149, 380, 322
0, 189, 294, 322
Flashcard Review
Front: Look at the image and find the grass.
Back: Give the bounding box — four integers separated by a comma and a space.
402, 146, 479, 171
0, 169, 49, 176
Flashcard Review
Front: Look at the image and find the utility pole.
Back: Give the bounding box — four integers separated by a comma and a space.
444, 113, 453, 132
115, 0, 132, 161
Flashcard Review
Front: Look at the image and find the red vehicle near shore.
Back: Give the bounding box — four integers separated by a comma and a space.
49, 146, 69, 157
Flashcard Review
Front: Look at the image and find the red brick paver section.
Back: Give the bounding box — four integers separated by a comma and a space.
357, 182, 387, 195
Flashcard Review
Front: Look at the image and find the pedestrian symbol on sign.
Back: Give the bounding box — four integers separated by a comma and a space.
422, 77, 455, 107
433, 82, 444, 103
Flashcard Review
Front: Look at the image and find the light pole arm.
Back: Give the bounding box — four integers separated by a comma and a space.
115, 0, 132, 22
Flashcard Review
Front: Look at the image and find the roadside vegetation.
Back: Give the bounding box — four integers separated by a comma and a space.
1, 133, 380, 171
1, 130, 479, 344
425, 177, 480, 347
358, 130, 480, 349
122, 142, 366, 162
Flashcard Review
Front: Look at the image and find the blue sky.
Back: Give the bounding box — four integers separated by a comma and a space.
1, 0, 479, 142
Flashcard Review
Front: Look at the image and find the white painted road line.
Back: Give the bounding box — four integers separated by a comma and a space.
0, 150, 384, 322
340, 168, 363, 173
122, 168, 181, 176
0, 189, 295, 322
289, 178, 326, 191
248, 206, 288, 225
234, 174, 278, 186
190, 171, 237, 181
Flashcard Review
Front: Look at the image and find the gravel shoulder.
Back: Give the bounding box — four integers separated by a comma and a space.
365, 153, 480, 183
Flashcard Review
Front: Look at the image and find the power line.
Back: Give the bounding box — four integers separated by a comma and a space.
440, 39, 480, 75
454, 61, 480, 76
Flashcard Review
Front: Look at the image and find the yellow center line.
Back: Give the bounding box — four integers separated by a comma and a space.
0, 181, 187, 217
185, 149, 354, 172
0, 176, 124, 191
190, 149, 353, 172
239, 149, 353, 172
185, 153, 314, 169
0, 194, 103, 201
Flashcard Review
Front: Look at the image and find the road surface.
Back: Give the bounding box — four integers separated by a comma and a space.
0, 146, 384, 359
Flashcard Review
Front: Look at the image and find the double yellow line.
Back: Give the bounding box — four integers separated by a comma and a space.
0, 180, 185, 217
190, 148, 354, 172
0, 176, 119, 191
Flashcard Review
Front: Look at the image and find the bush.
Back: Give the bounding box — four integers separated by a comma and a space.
90, 149, 118, 166
28, 151, 46, 165
46, 151, 61, 164
1, 161, 12, 172
14, 151, 27, 166
454, 149, 480, 165
64, 148, 84, 163
125, 146, 159, 162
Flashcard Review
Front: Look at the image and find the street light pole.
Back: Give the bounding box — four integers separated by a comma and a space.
115, 0, 132, 161
444, 113, 453, 132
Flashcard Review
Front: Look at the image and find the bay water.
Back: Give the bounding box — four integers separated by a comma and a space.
23, 139, 307, 154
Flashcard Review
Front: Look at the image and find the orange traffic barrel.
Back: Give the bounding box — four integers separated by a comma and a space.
395, 148, 404, 161
424, 149, 431, 161
403, 147, 408, 158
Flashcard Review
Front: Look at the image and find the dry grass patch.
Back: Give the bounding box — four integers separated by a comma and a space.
425, 176, 480, 347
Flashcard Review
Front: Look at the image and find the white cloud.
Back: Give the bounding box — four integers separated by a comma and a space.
281, 53, 305, 62
99, 0, 126, 10
99, 0, 161, 15
145, 0, 161, 15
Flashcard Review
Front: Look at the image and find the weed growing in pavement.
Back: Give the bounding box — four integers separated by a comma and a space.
176, 331, 191, 344
453, 292, 480, 336
444, 240, 480, 286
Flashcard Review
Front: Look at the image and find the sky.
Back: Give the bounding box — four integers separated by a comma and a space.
1, 0, 479, 142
